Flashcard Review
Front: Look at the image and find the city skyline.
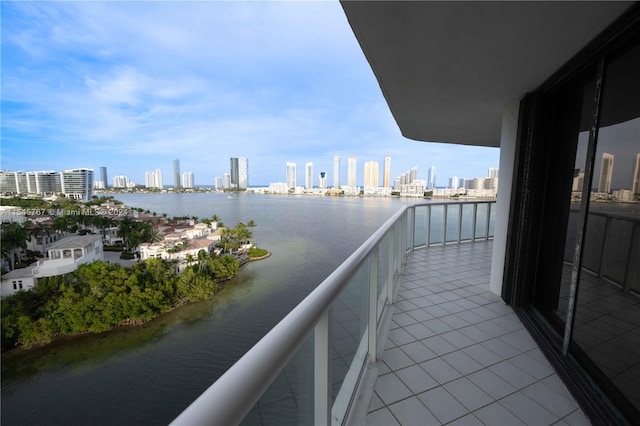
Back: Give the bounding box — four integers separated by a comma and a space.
1, 2, 499, 187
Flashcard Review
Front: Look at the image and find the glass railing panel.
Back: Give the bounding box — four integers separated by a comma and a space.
242, 335, 314, 426
331, 262, 369, 420
581, 214, 606, 274
428, 205, 444, 245
474, 203, 488, 239
445, 204, 460, 242
414, 205, 427, 247
460, 203, 474, 241
601, 218, 634, 286
378, 234, 389, 322
488, 202, 496, 238
406, 208, 414, 250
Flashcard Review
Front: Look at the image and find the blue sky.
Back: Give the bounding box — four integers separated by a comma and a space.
1, 1, 499, 187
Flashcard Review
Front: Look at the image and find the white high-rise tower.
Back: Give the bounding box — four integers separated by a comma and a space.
305, 162, 313, 189
598, 153, 614, 193
286, 162, 297, 189
347, 156, 357, 187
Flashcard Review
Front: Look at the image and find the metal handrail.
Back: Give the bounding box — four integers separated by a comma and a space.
171, 200, 495, 426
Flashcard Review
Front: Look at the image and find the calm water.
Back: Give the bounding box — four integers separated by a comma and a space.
1, 193, 415, 425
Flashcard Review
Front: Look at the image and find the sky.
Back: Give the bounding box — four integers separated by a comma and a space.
1, 1, 499, 187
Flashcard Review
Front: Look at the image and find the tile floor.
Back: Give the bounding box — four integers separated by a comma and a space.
365, 240, 591, 426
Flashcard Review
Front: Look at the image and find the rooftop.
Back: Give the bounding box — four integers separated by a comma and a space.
46, 234, 102, 250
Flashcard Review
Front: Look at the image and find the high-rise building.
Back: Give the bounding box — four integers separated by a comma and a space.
383, 156, 391, 188
100, 166, 108, 188
319, 172, 327, 189
173, 159, 181, 189
214, 176, 224, 190
394, 167, 418, 190
0, 169, 96, 199
427, 166, 436, 189
488, 168, 499, 179
347, 156, 357, 187
449, 176, 459, 189
364, 161, 379, 189
145, 169, 163, 189
0, 171, 31, 194
112, 175, 131, 188
286, 162, 297, 189
61, 168, 93, 202
238, 158, 248, 189
230, 158, 239, 189
572, 169, 585, 192
0, 171, 18, 193
333, 155, 340, 188
598, 152, 614, 193
229, 157, 248, 190
632, 153, 640, 194
34, 171, 63, 195
182, 172, 194, 188
305, 162, 313, 189
223, 173, 231, 189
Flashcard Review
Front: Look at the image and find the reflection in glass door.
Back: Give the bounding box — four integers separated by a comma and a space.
570, 42, 640, 417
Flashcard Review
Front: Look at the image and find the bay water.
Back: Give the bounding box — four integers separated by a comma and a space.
1, 193, 418, 425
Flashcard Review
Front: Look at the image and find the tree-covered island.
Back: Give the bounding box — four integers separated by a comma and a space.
1, 196, 270, 351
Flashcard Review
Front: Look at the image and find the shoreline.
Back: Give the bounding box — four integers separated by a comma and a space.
1, 251, 271, 357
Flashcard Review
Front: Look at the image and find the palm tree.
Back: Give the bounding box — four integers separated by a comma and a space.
1, 222, 29, 270
197, 249, 209, 273
95, 216, 116, 244
117, 216, 137, 253
30, 222, 52, 256
247, 220, 257, 228
184, 253, 196, 269
52, 216, 70, 238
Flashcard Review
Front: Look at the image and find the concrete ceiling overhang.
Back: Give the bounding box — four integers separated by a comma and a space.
341, 1, 634, 147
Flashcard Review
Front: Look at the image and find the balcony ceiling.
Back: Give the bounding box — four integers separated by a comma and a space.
341, 1, 633, 147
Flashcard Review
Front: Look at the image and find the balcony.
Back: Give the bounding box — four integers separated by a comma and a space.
359, 241, 587, 425
171, 201, 588, 425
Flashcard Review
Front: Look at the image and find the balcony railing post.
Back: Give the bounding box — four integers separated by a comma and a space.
368, 246, 379, 362
443, 204, 448, 244
314, 307, 332, 426
457, 204, 463, 244
485, 202, 491, 240
388, 225, 395, 304
472, 203, 478, 240
427, 205, 432, 247
410, 207, 416, 251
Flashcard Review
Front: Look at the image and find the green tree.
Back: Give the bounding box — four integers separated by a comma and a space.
1, 222, 29, 270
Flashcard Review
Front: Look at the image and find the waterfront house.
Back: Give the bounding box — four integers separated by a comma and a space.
1, 234, 104, 297
0, 267, 37, 296
138, 222, 221, 272
32, 234, 104, 278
